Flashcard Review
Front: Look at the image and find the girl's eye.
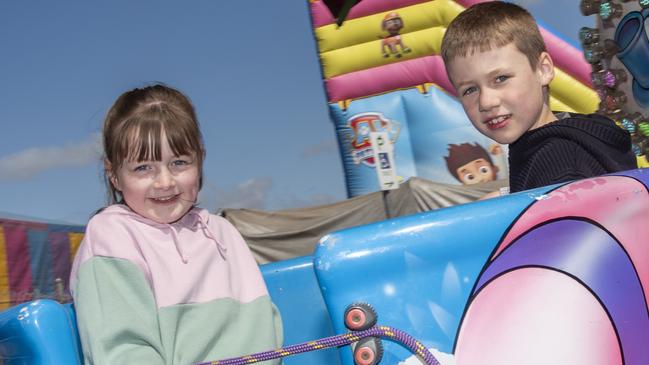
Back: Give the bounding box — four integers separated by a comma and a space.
170, 158, 193, 170
462, 86, 477, 96
133, 164, 151, 172
172, 159, 190, 167
495, 75, 509, 83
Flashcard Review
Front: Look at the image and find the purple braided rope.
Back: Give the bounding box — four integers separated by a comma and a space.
195, 325, 440, 365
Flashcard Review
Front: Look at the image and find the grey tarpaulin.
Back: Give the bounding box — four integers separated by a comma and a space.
219, 177, 508, 264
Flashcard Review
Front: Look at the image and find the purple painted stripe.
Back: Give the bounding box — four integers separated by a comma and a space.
325, 55, 454, 102
475, 219, 649, 365
49, 231, 71, 297
28, 228, 54, 298
611, 169, 649, 189
310, 0, 430, 28
2, 222, 33, 305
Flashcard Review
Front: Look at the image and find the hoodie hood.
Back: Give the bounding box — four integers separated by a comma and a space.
99, 205, 227, 263
510, 112, 635, 172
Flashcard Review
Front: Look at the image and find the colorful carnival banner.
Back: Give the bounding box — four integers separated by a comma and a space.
0, 218, 83, 310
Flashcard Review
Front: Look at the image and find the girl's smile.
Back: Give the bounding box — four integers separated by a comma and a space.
111, 131, 199, 224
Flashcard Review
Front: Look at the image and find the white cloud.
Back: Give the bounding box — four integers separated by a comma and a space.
199, 177, 338, 212
220, 177, 273, 209
301, 139, 337, 158
0, 134, 102, 182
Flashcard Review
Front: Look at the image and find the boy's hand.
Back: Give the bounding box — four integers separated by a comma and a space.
479, 190, 501, 200
489, 144, 503, 155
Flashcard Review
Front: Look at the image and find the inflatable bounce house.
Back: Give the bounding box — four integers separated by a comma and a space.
1, 1, 649, 364
312, 0, 648, 196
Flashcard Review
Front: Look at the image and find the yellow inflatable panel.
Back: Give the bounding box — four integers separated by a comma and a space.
314, 0, 464, 53
549, 96, 577, 113
638, 155, 649, 168
320, 27, 445, 78
549, 68, 599, 114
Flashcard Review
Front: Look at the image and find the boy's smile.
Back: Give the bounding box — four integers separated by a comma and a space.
447, 43, 557, 144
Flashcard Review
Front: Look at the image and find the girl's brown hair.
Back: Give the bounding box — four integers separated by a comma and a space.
102, 84, 205, 204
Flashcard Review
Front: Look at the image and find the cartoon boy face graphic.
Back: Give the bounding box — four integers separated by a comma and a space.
456, 158, 497, 184
445, 143, 500, 185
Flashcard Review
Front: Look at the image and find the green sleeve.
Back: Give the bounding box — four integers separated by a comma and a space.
74, 257, 165, 364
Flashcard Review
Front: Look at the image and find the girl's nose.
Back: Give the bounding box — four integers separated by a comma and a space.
154, 168, 176, 189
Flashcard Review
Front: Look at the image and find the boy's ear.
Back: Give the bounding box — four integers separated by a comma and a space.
536, 51, 555, 86
104, 159, 121, 191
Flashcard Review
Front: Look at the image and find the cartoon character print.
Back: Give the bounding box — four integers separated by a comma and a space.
348, 112, 400, 167
381, 12, 411, 58
444, 143, 501, 185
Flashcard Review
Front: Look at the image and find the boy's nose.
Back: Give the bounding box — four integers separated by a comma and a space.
154, 168, 176, 189
478, 89, 500, 111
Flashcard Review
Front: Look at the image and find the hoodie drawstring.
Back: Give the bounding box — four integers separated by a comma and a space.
167, 227, 189, 264
195, 217, 228, 259
169, 210, 227, 263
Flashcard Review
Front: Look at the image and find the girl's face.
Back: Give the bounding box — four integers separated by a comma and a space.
110, 133, 200, 224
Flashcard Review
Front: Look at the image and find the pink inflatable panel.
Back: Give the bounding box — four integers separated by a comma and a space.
325, 55, 455, 102
495, 176, 649, 307
456, 268, 623, 365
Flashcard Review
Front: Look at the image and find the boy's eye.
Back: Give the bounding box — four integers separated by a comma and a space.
479, 166, 491, 174
495, 75, 509, 83
464, 173, 475, 181
462, 86, 477, 96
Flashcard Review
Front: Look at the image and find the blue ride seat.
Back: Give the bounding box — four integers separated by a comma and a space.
0, 299, 82, 364
0, 255, 340, 365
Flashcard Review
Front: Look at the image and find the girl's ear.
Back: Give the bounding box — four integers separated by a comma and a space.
537, 51, 555, 87
104, 159, 120, 191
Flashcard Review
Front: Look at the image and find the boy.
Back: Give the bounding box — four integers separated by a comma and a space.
440, 1, 636, 193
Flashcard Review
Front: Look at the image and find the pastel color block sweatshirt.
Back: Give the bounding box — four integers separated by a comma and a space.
70, 205, 283, 365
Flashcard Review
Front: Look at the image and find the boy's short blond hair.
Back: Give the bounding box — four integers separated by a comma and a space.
441, 1, 547, 69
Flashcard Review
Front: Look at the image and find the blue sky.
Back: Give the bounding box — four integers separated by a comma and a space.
0, 1, 593, 225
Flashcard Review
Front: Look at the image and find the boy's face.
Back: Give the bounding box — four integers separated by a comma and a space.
447, 43, 556, 144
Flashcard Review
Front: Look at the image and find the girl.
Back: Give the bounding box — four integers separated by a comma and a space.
70, 84, 282, 364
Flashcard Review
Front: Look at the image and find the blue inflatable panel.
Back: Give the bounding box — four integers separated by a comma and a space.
261, 256, 341, 365
0, 299, 82, 364
313, 184, 556, 364
330, 85, 504, 197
